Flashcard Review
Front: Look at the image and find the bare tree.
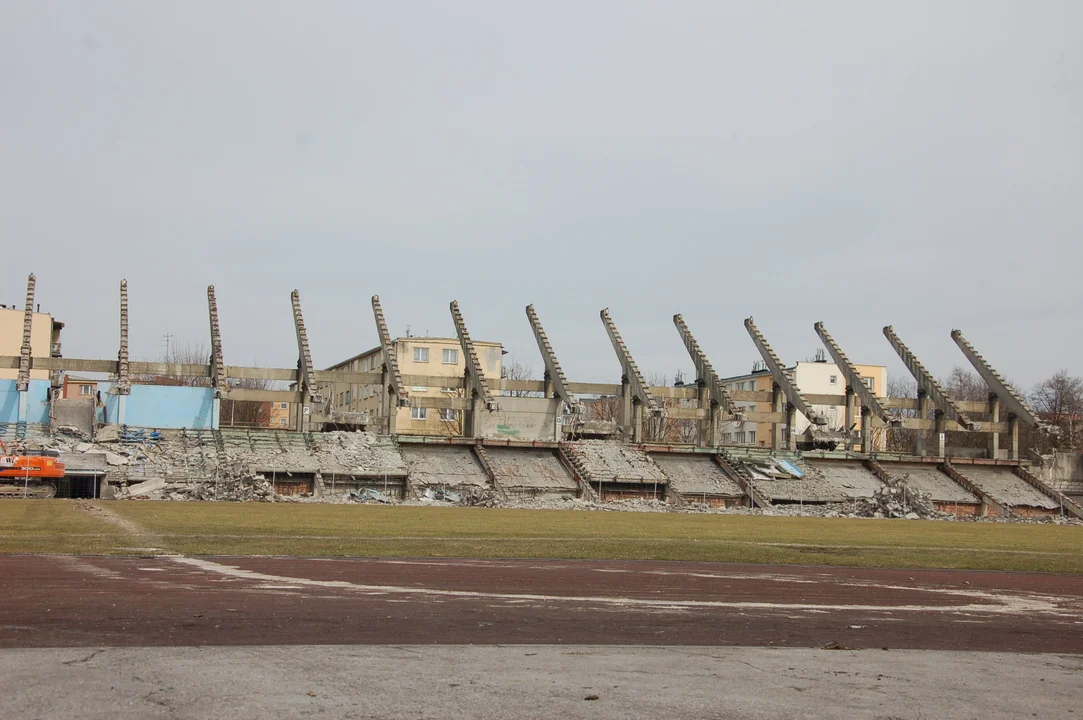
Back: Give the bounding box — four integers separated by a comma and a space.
941, 366, 988, 402
881, 374, 919, 453
1030, 370, 1083, 449
502, 360, 542, 398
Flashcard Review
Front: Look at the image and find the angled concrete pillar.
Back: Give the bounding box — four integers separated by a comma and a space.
16, 274, 35, 423
450, 301, 498, 439
372, 296, 408, 435
771, 383, 784, 451
115, 280, 131, 426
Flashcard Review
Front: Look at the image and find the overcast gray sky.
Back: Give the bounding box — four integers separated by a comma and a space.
1, 1, 1080, 388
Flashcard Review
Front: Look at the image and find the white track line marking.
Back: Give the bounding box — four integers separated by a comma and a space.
169, 556, 1072, 617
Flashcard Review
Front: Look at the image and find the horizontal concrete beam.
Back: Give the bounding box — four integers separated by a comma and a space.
501, 379, 546, 393
565, 382, 622, 395
893, 418, 1011, 433
312, 370, 383, 384
743, 411, 786, 423
955, 400, 992, 413
729, 390, 773, 403
224, 366, 298, 381
647, 386, 699, 399
130, 362, 211, 377
882, 397, 920, 410
665, 407, 706, 420
227, 388, 303, 403
410, 396, 468, 410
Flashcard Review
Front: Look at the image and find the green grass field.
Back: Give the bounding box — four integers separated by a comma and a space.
1, 500, 1081, 573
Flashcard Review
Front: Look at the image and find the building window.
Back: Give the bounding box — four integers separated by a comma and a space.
79, 384, 93, 395
413, 347, 429, 363
442, 348, 459, 364
412, 386, 428, 392
862, 377, 874, 391
411, 407, 428, 420
345, 390, 351, 404
280, 418, 288, 425
280, 402, 288, 409
439, 408, 458, 421
749, 430, 756, 444
829, 375, 838, 385
441, 386, 455, 393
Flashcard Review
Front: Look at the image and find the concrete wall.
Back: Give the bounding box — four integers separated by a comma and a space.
1038, 452, 1083, 495
479, 397, 560, 441
98, 382, 217, 430
0, 379, 51, 424
0, 309, 56, 381
52, 397, 95, 436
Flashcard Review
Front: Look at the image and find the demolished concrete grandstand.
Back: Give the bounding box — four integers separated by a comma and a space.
1, 272, 1081, 522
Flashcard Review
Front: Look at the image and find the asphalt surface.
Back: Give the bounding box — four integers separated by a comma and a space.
1, 555, 1081, 651
2, 644, 1081, 719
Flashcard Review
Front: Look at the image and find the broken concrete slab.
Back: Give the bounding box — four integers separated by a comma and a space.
103, 451, 130, 467
125, 477, 167, 497
957, 466, 1058, 510
401, 446, 490, 491
651, 455, 744, 497
887, 464, 979, 504
484, 448, 578, 493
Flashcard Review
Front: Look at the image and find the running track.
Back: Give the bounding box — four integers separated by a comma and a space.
1, 555, 1081, 652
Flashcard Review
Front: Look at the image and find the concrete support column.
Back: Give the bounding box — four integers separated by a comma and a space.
697, 383, 710, 447
784, 405, 797, 452
708, 403, 720, 448
620, 378, 633, 440
382, 371, 398, 435
632, 402, 644, 444
1009, 417, 1019, 460
118, 395, 127, 426
212, 397, 221, 430
844, 387, 856, 452
916, 392, 930, 456
17, 391, 28, 423
470, 392, 487, 439
771, 383, 783, 451
860, 407, 872, 454
987, 393, 1000, 460
935, 413, 946, 457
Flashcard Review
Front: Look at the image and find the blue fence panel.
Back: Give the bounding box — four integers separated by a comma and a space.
96, 382, 217, 430
0, 379, 51, 424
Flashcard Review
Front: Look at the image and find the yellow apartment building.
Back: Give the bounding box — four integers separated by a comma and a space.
0, 307, 63, 381
720, 360, 888, 448
324, 336, 504, 435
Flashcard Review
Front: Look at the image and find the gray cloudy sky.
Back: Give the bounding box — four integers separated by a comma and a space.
1, 1, 1080, 389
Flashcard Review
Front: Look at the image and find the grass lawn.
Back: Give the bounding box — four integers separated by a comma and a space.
2, 500, 1080, 573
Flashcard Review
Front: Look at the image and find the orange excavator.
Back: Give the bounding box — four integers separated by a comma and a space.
0, 439, 65, 498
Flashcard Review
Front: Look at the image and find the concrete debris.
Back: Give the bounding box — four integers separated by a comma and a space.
74, 442, 94, 453
849, 484, 944, 520
103, 451, 129, 467
55, 426, 88, 441
422, 487, 462, 503
347, 488, 391, 504
93, 425, 122, 443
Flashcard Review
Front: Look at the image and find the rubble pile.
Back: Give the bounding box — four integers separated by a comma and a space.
851, 483, 942, 520
163, 474, 281, 502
